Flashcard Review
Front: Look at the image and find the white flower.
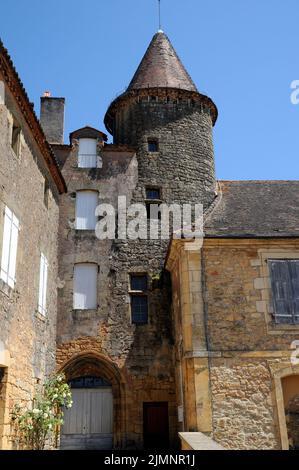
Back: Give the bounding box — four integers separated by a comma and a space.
43, 413, 48, 419
53, 394, 58, 399
62, 393, 66, 398
57, 377, 62, 383
32, 408, 41, 414
48, 423, 52, 429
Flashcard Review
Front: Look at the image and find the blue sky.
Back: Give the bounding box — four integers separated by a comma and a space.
1, 0, 298, 180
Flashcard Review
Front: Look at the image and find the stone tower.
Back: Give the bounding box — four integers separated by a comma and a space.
104, 30, 218, 209
55, 31, 218, 450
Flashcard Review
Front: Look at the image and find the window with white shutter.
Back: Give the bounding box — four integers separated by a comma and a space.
75, 191, 98, 230
0, 206, 19, 288
269, 259, 299, 324
73, 263, 97, 310
38, 253, 48, 315
78, 138, 97, 168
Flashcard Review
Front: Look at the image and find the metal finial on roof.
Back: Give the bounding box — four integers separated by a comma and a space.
158, 0, 163, 32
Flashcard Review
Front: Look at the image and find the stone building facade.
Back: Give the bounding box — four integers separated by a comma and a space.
166, 184, 299, 450
0, 28, 299, 451
0, 42, 66, 449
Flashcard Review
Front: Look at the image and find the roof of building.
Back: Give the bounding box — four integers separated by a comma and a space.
70, 126, 108, 143
204, 181, 299, 238
127, 31, 198, 92
0, 39, 67, 193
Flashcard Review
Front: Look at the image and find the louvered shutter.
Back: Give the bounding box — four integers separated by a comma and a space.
0, 207, 19, 288
78, 139, 97, 168
269, 260, 293, 324
288, 260, 299, 324
73, 264, 97, 310
76, 191, 98, 230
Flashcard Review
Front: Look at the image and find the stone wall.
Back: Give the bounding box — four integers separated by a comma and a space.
0, 79, 60, 448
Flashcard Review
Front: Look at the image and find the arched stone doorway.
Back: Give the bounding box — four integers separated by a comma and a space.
281, 375, 299, 450
58, 352, 126, 450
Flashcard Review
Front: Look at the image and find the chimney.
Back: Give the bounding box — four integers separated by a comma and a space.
40, 92, 65, 144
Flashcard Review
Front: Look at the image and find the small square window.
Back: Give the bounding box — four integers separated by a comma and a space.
148, 140, 159, 152
131, 275, 147, 291
146, 188, 161, 200
131, 295, 148, 324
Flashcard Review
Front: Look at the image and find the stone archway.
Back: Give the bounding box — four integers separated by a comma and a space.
273, 365, 299, 450
58, 352, 126, 449
282, 375, 299, 450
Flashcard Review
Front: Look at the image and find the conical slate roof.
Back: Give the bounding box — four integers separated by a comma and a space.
127, 31, 198, 92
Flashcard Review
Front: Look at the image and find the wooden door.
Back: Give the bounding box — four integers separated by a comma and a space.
60, 387, 113, 450
143, 402, 169, 450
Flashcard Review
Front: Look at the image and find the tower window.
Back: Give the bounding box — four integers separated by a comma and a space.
130, 274, 148, 324
148, 139, 159, 152
146, 187, 161, 220
146, 188, 161, 200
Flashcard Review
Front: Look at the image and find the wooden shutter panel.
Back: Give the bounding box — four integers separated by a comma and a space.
73, 264, 97, 310
1, 207, 12, 284
8, 213, 19, 288
38, 253, 48, 315
288, 260, 299, 324
269, 260, 293, 324
76, 191, 98, 230
1, 207, 19, 288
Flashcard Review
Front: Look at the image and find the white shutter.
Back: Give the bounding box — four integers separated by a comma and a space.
38, 253, 48, 315
76, 191, 98, 230
1, 206, 19, 288
73, 263, 97, 310
78, 139, 97, 168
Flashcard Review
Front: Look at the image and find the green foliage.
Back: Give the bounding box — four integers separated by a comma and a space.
11, 373, 72, 450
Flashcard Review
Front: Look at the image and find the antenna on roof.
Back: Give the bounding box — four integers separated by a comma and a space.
158, 0, 163, 33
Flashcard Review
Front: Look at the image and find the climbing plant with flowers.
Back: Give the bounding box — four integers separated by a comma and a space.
11, 373, 73, 450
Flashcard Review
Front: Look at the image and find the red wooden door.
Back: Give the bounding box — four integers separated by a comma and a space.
143, 402, 169, 450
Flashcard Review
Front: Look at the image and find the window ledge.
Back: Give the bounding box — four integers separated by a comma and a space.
34, 310, 47, 322
267, 321, 299, 334
0, 279, 14, 298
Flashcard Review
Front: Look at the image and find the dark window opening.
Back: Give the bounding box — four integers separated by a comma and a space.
11, 119, 21, 157
146, 188, 161, 220
131, 295, 148, 324
69, 376, 111, 389
44, 179, 50, 208
131, 274, 147, 291
148, 140, 159, 152
146, 188, 161, 200
130, 274, 148, 324
269, 259, 299, 324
